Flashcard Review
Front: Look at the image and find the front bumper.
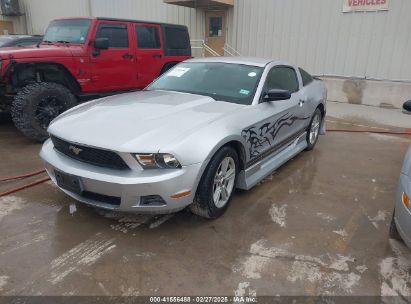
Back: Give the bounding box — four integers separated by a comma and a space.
394, 173, 411, 249
40, 139, 202, 214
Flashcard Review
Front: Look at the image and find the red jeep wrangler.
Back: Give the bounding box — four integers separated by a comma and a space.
0, 17, 191, 141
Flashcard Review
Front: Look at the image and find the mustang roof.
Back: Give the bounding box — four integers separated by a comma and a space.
187, 57, 287, 67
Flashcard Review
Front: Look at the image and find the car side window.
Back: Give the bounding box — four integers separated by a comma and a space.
265, 66, 299, 93
136, 25, 161, 49
96, 23, 129, 48
299, 68, 314, 86
164, 27, 190, 49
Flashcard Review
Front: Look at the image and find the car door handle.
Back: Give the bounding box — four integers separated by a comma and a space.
122, 53, 134, 60
299, 99, 306, 107
152, 54, 162, 59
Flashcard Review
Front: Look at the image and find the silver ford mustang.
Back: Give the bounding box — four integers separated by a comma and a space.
390, 145, 411, 249
40, 57, 327, 218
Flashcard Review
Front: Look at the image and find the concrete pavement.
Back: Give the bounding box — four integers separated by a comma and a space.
0, 105, 410, 298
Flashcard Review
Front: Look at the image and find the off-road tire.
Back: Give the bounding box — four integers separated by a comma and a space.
190, 146, 239, 219
389, 210, 402, 240
305, 108, 322, 151
0, 112, 11, 123
11, 82, 77, 142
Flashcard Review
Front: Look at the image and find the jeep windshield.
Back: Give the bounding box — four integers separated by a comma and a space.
43, 19, 91, 44
147, 62, 263, 105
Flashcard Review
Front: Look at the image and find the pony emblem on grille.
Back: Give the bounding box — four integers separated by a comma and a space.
69, 145, 83, 155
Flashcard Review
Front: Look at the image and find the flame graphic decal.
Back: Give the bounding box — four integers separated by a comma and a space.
241, 112, 310, 158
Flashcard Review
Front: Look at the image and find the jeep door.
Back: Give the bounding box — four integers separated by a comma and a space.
133, 23, 165, 88
90, 21, 136, 91
242, 66, 307, 161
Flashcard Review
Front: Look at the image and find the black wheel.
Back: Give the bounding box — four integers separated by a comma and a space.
305, 108, 322, 151
11, 82, 77, 142
190, 146, 239, 219
389, 210, 402, 240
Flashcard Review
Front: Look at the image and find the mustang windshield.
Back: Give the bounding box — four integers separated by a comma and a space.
43, 19, 91, 44
148, 62, 263, 105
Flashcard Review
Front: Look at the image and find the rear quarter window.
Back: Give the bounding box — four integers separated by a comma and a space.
164, 27, 189, 49
299, 68, 314, 87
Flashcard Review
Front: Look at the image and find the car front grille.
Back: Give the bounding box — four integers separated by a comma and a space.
50, 136, 130, 170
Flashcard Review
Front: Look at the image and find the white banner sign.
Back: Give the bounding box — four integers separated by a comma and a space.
343, 0, 389, 12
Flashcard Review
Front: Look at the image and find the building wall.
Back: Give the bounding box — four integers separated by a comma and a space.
14, 0, 411, 82
21, 0, 204, 44
229, 0, 411, 82
2, 0, 410, 108
22, 0, 90, 34
0, 5, 26, 34
20, 0, 204, 56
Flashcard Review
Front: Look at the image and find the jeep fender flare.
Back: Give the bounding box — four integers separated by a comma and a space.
9, 62, 81, 95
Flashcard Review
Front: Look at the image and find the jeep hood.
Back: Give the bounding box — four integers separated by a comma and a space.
0, 44, 83, 60
48, 90, 245, 152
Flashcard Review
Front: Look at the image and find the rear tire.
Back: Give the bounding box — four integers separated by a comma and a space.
305, 108, 322, 151
389, 210, 402, 240
11, 82, 77, 142
190, 146, 239, 219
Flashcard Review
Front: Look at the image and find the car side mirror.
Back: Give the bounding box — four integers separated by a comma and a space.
263, 89, 291, 102
94, 38, 109, 50
403, 100, 411, 114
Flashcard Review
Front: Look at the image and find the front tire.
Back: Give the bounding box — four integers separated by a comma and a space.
305, 108, 322, 151
190, 146, 239, 219
11, 82, 77, 142
389, 211, 402, 240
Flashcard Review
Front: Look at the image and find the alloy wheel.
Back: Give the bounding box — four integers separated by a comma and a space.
309, 112, 321, 144
212, 156, 236, 208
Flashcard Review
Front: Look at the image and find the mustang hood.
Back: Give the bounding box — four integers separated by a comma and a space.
49, 90, 245, 152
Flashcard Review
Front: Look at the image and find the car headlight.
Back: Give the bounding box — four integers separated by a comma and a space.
134, 153, 182, 169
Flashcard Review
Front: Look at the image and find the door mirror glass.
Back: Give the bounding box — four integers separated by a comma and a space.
94, 37, 109, 49
403, 100, 411, 113
263, 89, 291, 102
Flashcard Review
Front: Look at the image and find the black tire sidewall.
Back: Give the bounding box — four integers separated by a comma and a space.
194, 147, 239, 219
11, 83, 76, 141
389, 210, 402, 240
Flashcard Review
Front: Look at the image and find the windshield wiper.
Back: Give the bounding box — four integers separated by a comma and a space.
38, 40, 53, 48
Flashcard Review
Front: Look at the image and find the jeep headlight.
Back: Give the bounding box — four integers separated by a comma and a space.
134, 153, 182, 169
